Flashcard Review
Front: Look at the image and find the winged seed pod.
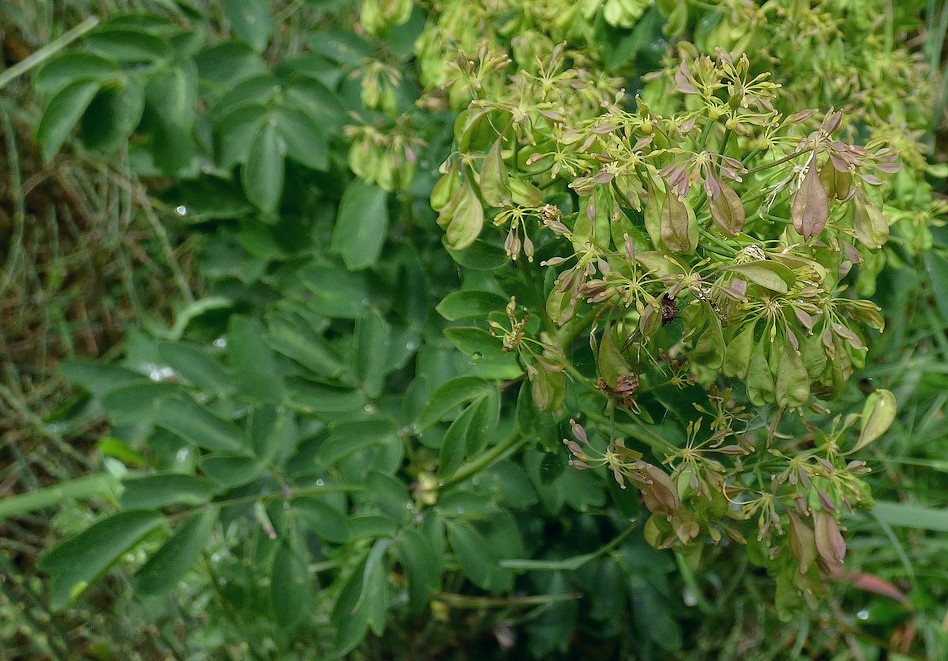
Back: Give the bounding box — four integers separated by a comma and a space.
442, 182, 483, 250
658, 179, 697, 252
814, 510, 846, 566
819, 160, 852, 201
431, 161, 461, 211
852, 194, 889, 250
479, 136, 510, 207
707, 172, 745, 236
792, 154, 830, 239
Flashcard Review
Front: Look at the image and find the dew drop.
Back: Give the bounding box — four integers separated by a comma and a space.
683, 587, 698, 607
175, 205, 187, 216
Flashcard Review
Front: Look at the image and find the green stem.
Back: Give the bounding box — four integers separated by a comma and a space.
518, 256, 554, 331
675, 551, 715, 614
718, 127, 733, 155
501, 524, 637, 572
0, 17, 100, 91
555, 314, 591, 350
435, 590, 580, 609
698, 226, 738, 257
745, 148, 806, 175
166, 482, 365, 524
584, 410, 674, 454
697, 120, 715, 152
441, 429, 525, 489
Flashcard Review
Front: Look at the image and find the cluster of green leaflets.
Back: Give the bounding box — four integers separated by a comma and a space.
18, 0, 943, 655
423, 1, 930, 606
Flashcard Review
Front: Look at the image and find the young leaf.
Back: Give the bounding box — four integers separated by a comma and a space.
38, 510, 165, 610
134, 507, 218, 595
332, 180, 388, 271
791, 155, 829, 239
36, 79, 102, 162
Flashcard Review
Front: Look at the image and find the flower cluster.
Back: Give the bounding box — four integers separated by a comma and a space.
434, 43, 904, 606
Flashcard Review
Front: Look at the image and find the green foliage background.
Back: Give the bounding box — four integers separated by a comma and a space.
0, 1, 946, 659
